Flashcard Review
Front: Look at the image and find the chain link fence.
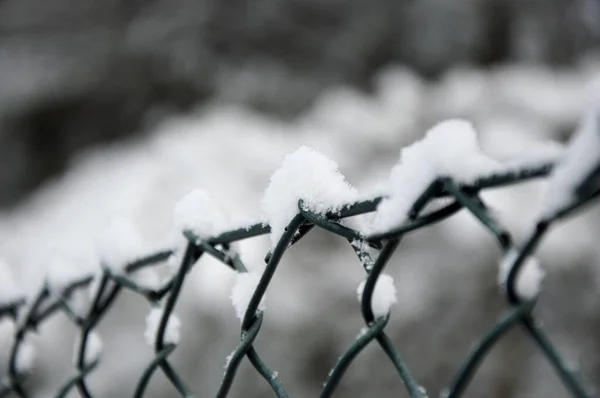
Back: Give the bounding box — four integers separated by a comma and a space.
1, 128, 599, 398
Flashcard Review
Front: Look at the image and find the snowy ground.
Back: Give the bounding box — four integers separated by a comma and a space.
1, 59, 600, 397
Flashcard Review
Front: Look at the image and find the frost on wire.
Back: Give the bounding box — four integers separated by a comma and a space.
223, 351, 235, 373
356, 274, 397, 318
261, 146, 358, 247
144, 307, 181, 347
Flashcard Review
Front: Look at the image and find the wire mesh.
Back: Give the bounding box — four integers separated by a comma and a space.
0, 158, 598, 398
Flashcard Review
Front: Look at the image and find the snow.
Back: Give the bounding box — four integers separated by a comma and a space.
349, 239, 371, 253
173, 189, 231, 239
166, 252, 181, 271
45, 253, 91, 294
72, 331, 103, 366
0, 318, 14, 343
230, 272, 266, 321
417, 120, 500, 182
66, 289, 90, 318
223, 351, 235, 370
350, 239, 375, 271
540, 107, 600, 218
96, 217, 145, 272
0, 258, 23, 304
371, 119, 500, 233
356, 326, 369, 340
16, 338, 36, 373
498, 248, 545, 301
499, 140, 565, 172
0, 319, 36, 373
356, 274, 397, 318
261, 146, 358, 247
130, 268, 162, 290
144, 307, 181, 347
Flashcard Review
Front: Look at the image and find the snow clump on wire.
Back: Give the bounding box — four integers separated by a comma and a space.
261, 146, 358, 248
168, 188, 233, 272
173, 189, 231, 239
72, 331, 103, 366
371, 119, 500, 233
356, 274, 397, 318
230, 272, 266, 322
498, 248, 545, 301
144, 306, 181, 347
96, 217, 145, 272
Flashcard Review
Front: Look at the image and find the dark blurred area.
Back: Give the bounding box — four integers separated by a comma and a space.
0, 0, 599, 206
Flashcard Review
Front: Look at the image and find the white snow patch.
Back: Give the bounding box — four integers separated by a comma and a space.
144, 306, 181, 347
45, 253, 90, 294
500, 140, 565, 171
356, 274, 397, 318
540, 108, 600, 218
498, 248, 545, 301
166, 252, 182, 272
97, 217, 145, 272
261, 146, 358, 247
0, 258, 23, 304
0, 318, 15, 342
130, 268, 162, 290
16, 338, 36, 373
230, 272, 266, 321
66, 288, 90, 318
372, 119, 500, 233
356, 326, 369, 340
0, 319, 35, 373
173, 189, 231, 239
350, 239, 375, 270
73, 331, 103, 366
224, 351, 235, 370
349, 239, 371, 253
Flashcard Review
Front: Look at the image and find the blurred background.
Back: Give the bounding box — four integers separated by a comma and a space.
1, 0, 600, 397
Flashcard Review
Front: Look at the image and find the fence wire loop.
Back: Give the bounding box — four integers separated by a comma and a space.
0, 159, 597, 398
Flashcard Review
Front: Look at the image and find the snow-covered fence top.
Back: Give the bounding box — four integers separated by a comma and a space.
1, 114, 599, 398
